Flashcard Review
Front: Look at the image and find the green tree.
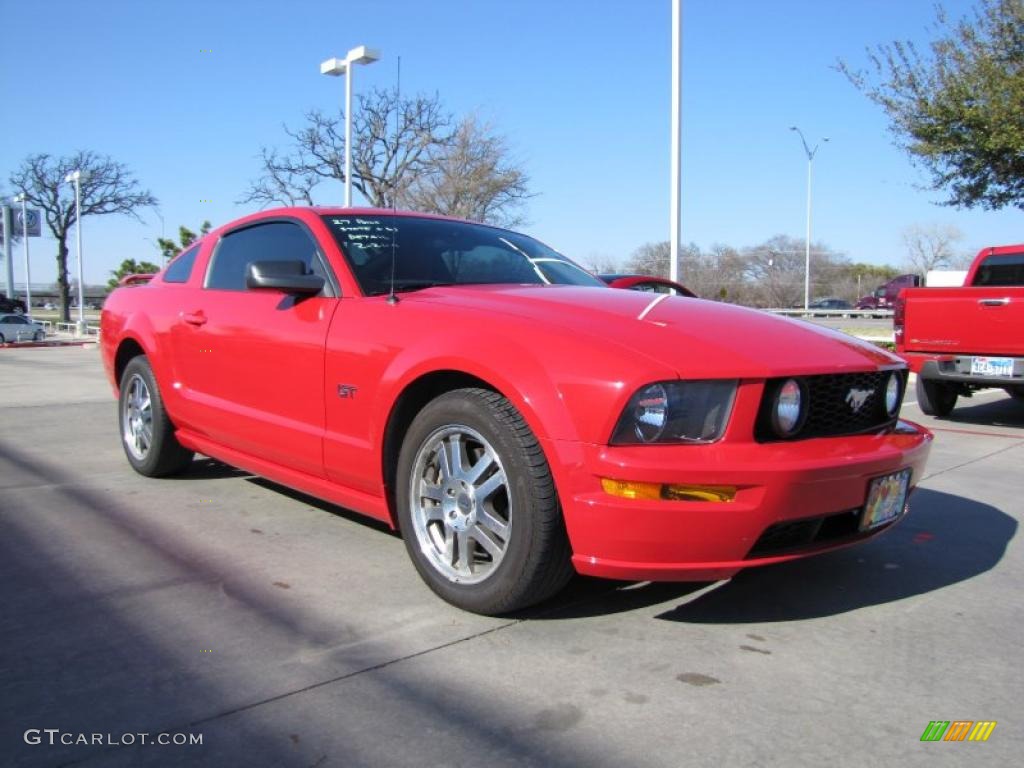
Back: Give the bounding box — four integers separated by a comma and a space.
839, 0, 1024, 210
157, 221, 211, 263
108, 259, 160, 290
8, 151, 157, 322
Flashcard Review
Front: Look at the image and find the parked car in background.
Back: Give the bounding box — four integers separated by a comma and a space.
599, 274, 698, 298
808, 298, 853, 315
101, 207, 932, 614
0, 294, 26, 314
896, 244, 1024, 416
0, 314, 45, 343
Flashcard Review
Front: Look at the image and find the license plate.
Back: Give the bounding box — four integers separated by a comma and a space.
970, 356, 1014, 377
860, 469, 911, 531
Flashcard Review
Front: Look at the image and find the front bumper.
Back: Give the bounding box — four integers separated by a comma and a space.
548, 420, 933, 581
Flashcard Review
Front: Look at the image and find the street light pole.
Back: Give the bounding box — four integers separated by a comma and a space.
789, 126, 828, 311
65, 170, 86, 332
13, 194, 31, 315
321, 46, 381, 208
670, 0, 682, 284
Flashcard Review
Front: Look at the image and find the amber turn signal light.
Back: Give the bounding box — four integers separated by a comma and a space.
600, 478, 736, 503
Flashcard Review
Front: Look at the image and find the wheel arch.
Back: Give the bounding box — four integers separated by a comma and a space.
379, 363, 575, 529
114, 337, 148, 392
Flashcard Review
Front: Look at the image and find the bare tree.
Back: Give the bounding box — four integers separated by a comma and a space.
241, 91, 534, 226
406, 115, 533, 227
9, 152, 157, 321
624, 241, 671, 276
901, 223, 964, 274
578, 254, 619, 274
241, 88, 453, 209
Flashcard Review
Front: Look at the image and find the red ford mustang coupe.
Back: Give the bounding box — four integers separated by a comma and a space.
101, 208, 933, 614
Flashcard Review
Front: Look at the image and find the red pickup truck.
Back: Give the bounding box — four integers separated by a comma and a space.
895, 244, 1024, 416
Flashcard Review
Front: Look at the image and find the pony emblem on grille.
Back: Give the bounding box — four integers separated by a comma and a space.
845, 387, 873, 413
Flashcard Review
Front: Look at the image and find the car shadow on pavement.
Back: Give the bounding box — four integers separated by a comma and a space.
172, 457, 254, 481
652, 488, 1015, 624
245, 476, 397, 535
932, 394, 1024, 430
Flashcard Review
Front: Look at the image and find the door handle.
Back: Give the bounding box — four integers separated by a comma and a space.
978, 298, 1010, 307
182, 311, 207, 326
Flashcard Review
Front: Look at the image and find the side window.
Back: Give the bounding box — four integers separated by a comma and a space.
163, 244, 200, 283
205, 221, 330, 292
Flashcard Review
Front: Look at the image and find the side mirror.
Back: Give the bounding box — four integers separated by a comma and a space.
246, 260, 325, 295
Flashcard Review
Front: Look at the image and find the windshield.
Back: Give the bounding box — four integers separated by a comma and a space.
321, 215, 606, 295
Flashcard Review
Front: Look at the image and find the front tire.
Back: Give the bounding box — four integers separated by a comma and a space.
916, 377, 958, 418
396, 388, 573, 615
118, 356, 194, 476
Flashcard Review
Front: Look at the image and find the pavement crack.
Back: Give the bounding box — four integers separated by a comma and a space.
185, 617, 523, 728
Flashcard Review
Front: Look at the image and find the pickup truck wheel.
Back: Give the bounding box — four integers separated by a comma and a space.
1007, 386, 1024, 402
915, 377, 958, 418
396, 388, 573, 615
119, 356, 194, 477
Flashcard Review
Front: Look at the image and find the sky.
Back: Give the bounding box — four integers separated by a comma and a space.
0, 0, 1019, 287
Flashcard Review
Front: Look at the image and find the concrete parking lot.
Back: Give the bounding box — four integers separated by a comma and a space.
1, 346, 1020, 767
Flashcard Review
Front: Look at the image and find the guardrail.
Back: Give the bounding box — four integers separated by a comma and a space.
50, 322, 100, 338
765, 308, 894, 319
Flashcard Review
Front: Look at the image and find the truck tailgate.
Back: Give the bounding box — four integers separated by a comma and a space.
903, 287, 1024, 356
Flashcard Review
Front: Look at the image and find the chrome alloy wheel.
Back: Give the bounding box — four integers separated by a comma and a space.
122, 373, 153, 461
409, 425, 511, 584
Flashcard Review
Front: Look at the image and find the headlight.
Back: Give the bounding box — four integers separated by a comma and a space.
611, 380, 737, 445
770, 378, 805, 438
885, 372, 901, 417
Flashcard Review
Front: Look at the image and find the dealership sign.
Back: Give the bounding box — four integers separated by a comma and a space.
14, 208, 42, 236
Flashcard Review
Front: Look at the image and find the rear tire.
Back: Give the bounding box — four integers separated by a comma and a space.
396, 388, 573, 615
1007, 386, 1024, 403
916, 377, 958, 418
118, 356, 194, 477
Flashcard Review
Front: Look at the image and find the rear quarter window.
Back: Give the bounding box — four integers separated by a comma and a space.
974, 253, 1024, 286
163, 245, 200, 283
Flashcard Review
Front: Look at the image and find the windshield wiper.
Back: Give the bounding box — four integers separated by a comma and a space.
371, 279, 456, 295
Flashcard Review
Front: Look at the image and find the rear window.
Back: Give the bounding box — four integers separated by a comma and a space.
974, 253, 1024, 286
163, 245, 199, 283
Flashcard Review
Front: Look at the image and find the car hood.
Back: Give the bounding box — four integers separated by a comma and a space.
407, 285, 900, 377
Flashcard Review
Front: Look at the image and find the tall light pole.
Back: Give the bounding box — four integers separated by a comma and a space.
65, 170, 86, 332
669, 0, 682, 283
320, 45, 381, 208
789, 127, 828, 311
13, 194, 32, 315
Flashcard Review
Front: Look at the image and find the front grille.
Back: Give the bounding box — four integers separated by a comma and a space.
747, 507, 868, 558
755, 370, 904, 442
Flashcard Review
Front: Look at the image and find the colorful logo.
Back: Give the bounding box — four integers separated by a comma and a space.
921, 721, 997, 742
